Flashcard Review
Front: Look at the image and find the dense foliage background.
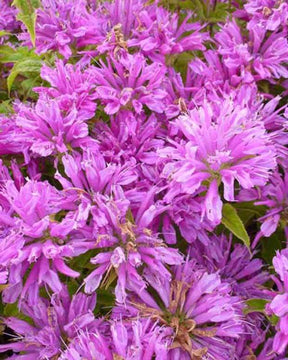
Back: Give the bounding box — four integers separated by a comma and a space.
0, 0, 288, 358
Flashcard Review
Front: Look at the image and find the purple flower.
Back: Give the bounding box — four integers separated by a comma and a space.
114, 260, 245, 359
189, 234, 269, 299
83, 193, 182, 303
255, 171, 288, 239
0, 115, 30, 158
56, 148, 138, 196
0, 179, 84, 303
159, 98, 276, 225
34, 60, 97, 121
267, 249, 288, 355
19, 0, 106, 58
15, 98, 90, 157
127, 6, 208, 62
215, 20, 288, 81
59, 318, 169, 360
244, 0, 288, 32
162, 195, 213, 245
0, 0, 19, 33
0, 288, 99, 359
89, 51, 168, 115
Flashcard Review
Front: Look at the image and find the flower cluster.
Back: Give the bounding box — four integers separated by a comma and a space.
0, 0, 288, 358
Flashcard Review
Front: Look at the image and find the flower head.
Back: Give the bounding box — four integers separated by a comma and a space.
159, 98, 276, 225
59, 318, 169, 360
189, 234, 269, 299
115, 260, 245, 359
84, 196, 183, 303
15, 98, 90, 157
267, 249, 288, 355
0, 288, 99, 359
89, 51, 167, 115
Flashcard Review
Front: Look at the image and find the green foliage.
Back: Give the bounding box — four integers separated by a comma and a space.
244, 298, 269, 315
160, 0, 232, 23
0, 46, 42, 94
3, 303, 33, 324
261, 228, 285, 265
0, 100, 13, 114
232, 201, 266, 226
12, 0, 40, 47
0, 31, 9, 37
94, 289, 115, 316
221, 203, 250, 248
245, 298, 279, 326
0, 45, 33, 63
7, 58, 42, 94
167, 52, 195, 79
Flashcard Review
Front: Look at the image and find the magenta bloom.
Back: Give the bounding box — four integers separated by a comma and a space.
19, 0, 106, 58
59, 318, 169, 360
0, 179, 82, 303
267, 249, 288, 355
159, 99, 276, 225
89, 51, 168, 115
114, 260, 245, 359
128, 6, 208, 62
84, 196, 183, 303
0, 115, 30, 158
0, 0, 19, 33
0, 0, 286, 356
34, 60, 97, 121
189, 234, 269, 299
15, 98, 89, 157
162, 195, 214, 245
0, 288, 99, 359
244, 0, 288, 32
256, 171, 288, 238
215, 20, 288, 81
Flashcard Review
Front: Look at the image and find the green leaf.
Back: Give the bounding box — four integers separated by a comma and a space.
245, 299, 279, 326
0, 46, 35, 63
17, 12, 37, 46
12, 0, 40, 47
221, 203, 250, 248
244, 299, 268, 315
0, 100, 13, 114
232, 201, 266, 226
4, 303, 33, 324
100, 267, 117, 290
268, 314, 279, 326
208, 2, 230, 23
261, 228, 284, 265
7, 57, 42, 93
0, 31, 9, 37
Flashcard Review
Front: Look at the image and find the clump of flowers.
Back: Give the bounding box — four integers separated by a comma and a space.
0, 0, 288, 358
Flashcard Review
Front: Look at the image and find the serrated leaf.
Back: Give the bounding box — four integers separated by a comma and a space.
221, 203, 250, 248
261, 228, 284, 265
17, 12, 37, 46
245, 299, 279, 326
7, 57, 42, 93
0, 46, 36, 63
12, 0, 40, 47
